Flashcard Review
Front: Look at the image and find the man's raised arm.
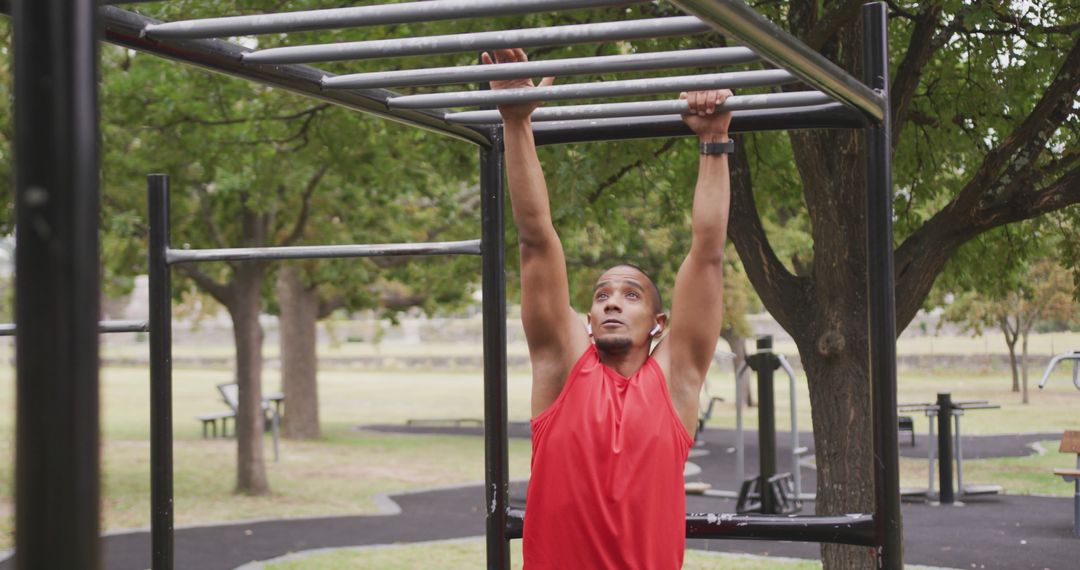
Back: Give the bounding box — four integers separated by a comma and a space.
484, 49, 589, 418
656, 89, 734, 433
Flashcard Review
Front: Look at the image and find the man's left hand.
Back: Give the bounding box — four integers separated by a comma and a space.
680, 89, 733, 142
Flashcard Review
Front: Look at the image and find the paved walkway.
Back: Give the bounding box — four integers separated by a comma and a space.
1, 426, 1074, 569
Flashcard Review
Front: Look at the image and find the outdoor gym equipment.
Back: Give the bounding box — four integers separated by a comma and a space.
728, 336, 811, 504
898, 393, 1002, 504
9, 1, 900, 568
733, 336, 805, 514
1038, 350, 1080, 391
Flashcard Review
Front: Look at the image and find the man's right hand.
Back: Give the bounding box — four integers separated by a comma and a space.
481, 48, 556, 124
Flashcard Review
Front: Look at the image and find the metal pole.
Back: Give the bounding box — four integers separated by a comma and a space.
0, 320, 150, 336
144, 0, 650, 40
480, 129, 509, 570
863, 3, 901, 567
324, 47, 760, 90
735, 363, 746, 488
13, 0, 101, 568
954, 411, 964, 497
927, 409, 936, 496
530, 103, 862, 146
446, 91, 833, 124
937, 393, 954, 505
148, 174, 174, 570
244, 17, 712, 64
100, 7, 489, 147
778, 355, 801, 498
669, 0, 884, 121
389, 69, 796, 110
166, 239, 482, 264
752, 336, 777, 514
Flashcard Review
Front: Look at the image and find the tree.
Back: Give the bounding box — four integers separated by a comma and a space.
717, 3, 1079, 566
943, 254, 1077, 402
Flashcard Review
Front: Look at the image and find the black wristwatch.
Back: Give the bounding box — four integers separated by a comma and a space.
699, 140, 734, 156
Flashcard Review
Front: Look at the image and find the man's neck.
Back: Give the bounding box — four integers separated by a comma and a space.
596, 344, 651, 377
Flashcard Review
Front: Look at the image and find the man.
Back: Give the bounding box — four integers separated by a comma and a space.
483, 48, 731, 569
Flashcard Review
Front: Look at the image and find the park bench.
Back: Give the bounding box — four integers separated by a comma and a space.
196, 383, 284, 462
196, 410, 234, 438
1053, 430, 1080, 538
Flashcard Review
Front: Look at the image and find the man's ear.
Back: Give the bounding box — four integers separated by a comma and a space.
651, 313, 669, 336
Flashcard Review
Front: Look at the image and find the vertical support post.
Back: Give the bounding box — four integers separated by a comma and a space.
954, 411, 964, 496
936, 393, 953, 504
735, 367, 745, 487
13, 1, 101, 568
480, 130, 509, 570
753, 335, 777, 514
786, 358, 801, 498
863, 3, 902, 568
927, 409, 936, 495
148, 174, 175, 570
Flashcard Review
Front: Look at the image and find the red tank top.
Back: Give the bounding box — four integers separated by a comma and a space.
523, 344, 694, 569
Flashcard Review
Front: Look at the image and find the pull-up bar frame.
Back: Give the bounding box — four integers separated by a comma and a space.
10, 1, 900, 569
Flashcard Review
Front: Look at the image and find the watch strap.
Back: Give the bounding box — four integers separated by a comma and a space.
699, 140, 734, 155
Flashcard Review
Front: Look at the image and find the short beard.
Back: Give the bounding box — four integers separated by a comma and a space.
595, 335, 633, 354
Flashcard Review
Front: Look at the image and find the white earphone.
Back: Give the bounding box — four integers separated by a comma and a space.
587, 323, 593, 336
650, 324, 661, 336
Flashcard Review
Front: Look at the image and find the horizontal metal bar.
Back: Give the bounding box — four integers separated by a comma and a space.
0, 320, 150, 337
166, 239, 482, 265
686, 513, 876, 545
99, 6, 491, 147
531, 102, 863, 145
144, 0, 649, 40
391, 69, 795, 110
669, 0, 884, 121
505, 510, 874, 545
448, 91, 832, 124
243, 16, 712, 65
323, 47, 759, 90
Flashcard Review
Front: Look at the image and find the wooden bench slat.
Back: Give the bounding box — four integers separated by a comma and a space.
1059, 430, 1080, 453
1053, 468, 1080, 477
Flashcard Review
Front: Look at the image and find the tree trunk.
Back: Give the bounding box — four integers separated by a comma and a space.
1005, 333, 1020, 393
720, 328, 753, 406
799, 322, 878, 569
276, 265, 321, 439
1021, 330, 1030, 404
229, 263, 270, 495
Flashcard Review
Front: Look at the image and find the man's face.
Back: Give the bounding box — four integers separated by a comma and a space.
588, 266, 662, 354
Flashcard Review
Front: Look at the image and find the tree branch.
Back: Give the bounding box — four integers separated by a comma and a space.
175, 264, 232, 307
280, 165, 330, 247
890, 3, 943, 148
727, 138, 808, 334
804, 0, 864, 51
947, 33, 1080, 218
587, 139, 679, 204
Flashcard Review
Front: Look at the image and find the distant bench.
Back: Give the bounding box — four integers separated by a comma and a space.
196, 383, 284, 461
1054, 430, 1080, 538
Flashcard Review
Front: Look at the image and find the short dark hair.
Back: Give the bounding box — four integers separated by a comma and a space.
607, 263, 663, 314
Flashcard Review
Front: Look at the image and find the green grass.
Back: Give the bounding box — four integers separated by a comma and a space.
260, 537, 958, 569
897, 440, 1077, 497
261, 537, 824, 569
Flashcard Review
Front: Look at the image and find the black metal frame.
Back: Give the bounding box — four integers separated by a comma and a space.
9, 1, 899, 569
